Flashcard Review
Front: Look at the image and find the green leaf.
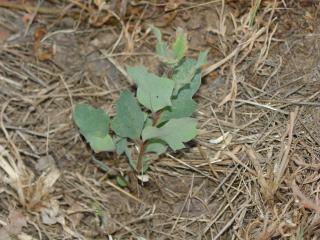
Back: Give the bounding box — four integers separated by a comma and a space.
152, 27, 168, 59
111, 90, 144, 140
127, 66, 174, 112
142, 118, 197, 151
73, 104, 109, 137
144, 117, 153, 128
171, 49, 207, 95
172, 28, 187, 61
183, 69, 201, 97
125, 148, 135, 169
115, 137, 127, 155
92, 156, 109, 172
116, 176, 128, 188
158, 90, 197, 124
145, 139, 167, 155
73, 104, 115, 152
195, 50, 208, 69
172, 59, 197, 95
85, 134, 115, 152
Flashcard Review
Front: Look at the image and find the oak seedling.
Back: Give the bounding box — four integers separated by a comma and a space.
73, 27, 208, 174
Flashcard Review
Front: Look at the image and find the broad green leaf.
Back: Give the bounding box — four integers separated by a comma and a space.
73, 104, 109, 137
127, 66, 174, 112
73, 104, 115, 152
172, 28, 187, 61
142, 118, 197, 151
172, 50, 207, 95
84, 134, 115, 152
144, 117, 153, 128
145, 139, 167, 155
115, 138, 127, 155
111, 90, 144, 140
195, 50, 208, 69
125, 148, 135, 169
143, 112, 148, 121
172, 59, 197, 95
152, 27, 168, 59
173, 67, 201, 99
158, 90, 197, 124
184, 69, 201, 97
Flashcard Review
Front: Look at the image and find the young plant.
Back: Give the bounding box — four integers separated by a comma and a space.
73, 27, 208, 174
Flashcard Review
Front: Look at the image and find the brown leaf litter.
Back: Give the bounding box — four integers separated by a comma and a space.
0, 0, 320, 239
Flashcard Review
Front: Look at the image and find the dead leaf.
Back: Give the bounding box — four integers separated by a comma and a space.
34, 26, 46, 43
26, 166, 60, 210
41, 199, 63, 225
22, 14, 34, 26
34, 44, 54, 61
40, 200, 85, 238
35, 155, 56, 172
0, 209, 27, 239
0, 28, 10, 43
6, 210, 27, 235
17, 233, 37, 240
0, 229, 10, 240
33, 26, 54, 61
66, 202, 85, 228
100, 213, 118, 235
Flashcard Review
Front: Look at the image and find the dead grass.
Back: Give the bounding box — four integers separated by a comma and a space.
0, 0, 320, 239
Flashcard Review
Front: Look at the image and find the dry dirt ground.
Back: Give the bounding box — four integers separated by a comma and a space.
0, 0, 320, 239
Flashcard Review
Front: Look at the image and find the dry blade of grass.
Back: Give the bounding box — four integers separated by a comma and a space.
291, 180, 320, 213
1, 0, 320, 238
271, 107, 299, 196
0, 145, 26, 206
246, 146, 272, 200
203, 26, 267, 76
246, 108, 299, 201
26, 167, 60, 210
0, 144, 61, 210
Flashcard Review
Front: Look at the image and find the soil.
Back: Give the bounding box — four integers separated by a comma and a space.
0, 0, 320, 239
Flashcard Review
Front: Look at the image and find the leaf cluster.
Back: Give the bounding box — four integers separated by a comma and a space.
73, 27, 207, 173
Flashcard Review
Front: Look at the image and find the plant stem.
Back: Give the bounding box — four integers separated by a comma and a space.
135, 65, 174, 174
152, 111, 162, 126
167, 66, 174, 78
136, 140, 145, 174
